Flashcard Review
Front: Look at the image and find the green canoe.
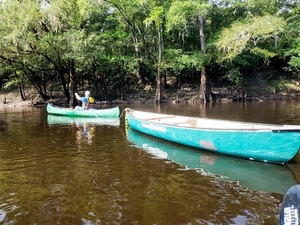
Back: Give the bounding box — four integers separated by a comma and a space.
47, 103, 120, 118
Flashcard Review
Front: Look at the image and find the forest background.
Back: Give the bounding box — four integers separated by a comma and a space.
0, 0, 300, 106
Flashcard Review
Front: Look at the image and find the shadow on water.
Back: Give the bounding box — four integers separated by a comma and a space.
126, 127, 297, 195
287, 153, 300, 185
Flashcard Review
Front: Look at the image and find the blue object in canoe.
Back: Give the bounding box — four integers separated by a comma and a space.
125, 108, 300, 164
280, 185, 300, 225
47, 103, 120, 118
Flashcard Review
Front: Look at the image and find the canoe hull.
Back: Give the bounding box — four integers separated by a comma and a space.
47, 104, 120, 118
125, 109, 300, 163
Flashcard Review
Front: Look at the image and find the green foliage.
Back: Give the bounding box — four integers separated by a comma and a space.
166, 1, 210, 29
144, 6, 164, 28
2, 73, 27, 91
0, 0, 298, 99
250, 47, 276, 64
225, 68, 243, 86
216, 14, 285, 62
284, 3, 300, 71
269, 76, 287, 94
166, 1, 211, 50
163, 49, 203, 74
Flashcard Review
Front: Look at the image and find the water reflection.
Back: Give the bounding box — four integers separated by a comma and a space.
47, 115, 120, 127
47, 115, 120, 145
126, 127, 297, 195
75, 122, 95, 145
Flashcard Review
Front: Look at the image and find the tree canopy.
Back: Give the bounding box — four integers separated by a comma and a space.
0, 0, 299, 103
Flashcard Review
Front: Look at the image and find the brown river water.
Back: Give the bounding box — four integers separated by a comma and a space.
0, 101, 300, 225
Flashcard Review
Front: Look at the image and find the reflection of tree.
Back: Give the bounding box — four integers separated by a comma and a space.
75, 123, 95, 145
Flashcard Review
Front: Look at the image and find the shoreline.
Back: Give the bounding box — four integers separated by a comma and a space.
0, 92, 34, 108
0, 89, 299, 108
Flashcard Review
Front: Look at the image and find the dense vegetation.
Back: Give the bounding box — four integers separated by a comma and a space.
0, 0, 299, 105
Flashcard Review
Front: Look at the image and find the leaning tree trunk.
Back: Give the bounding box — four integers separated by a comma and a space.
154, 23, 163, 104
19, 83, 26, 101
14, 71, 26, 100
198, 15, 211, 102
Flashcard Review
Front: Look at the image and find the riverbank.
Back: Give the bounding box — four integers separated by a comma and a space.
1, 84, 300, 108
0, 91, 35, 108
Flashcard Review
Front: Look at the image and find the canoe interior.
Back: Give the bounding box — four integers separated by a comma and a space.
130, 110, 300, 131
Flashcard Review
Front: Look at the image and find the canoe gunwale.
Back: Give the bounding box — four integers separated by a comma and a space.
125, 109, 300, 132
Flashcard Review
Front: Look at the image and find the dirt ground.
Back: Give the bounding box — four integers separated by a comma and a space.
0, 91, 34, 108
1, 84, 300, 108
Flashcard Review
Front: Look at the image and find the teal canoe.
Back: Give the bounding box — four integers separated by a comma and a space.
47, 103, 120, 118
127, 128, 297, 194
125, 108, 300, 164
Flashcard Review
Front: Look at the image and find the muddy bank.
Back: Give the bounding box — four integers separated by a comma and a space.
0, 87, 299, 108
0, 91, 36, 108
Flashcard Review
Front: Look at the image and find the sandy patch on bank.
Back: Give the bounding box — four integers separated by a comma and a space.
0, 91, 40, 108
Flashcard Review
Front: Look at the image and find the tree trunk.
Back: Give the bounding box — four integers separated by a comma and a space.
138, 61, 147, 86
19, 83, 26, 101
200, 67, 211, 102
22, 69, 50, 100
69, 59, 77, 108
58, 69, 70, 104
154, 23, 163, 104
154, 66, 162, 103
198, 15, 211, 102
